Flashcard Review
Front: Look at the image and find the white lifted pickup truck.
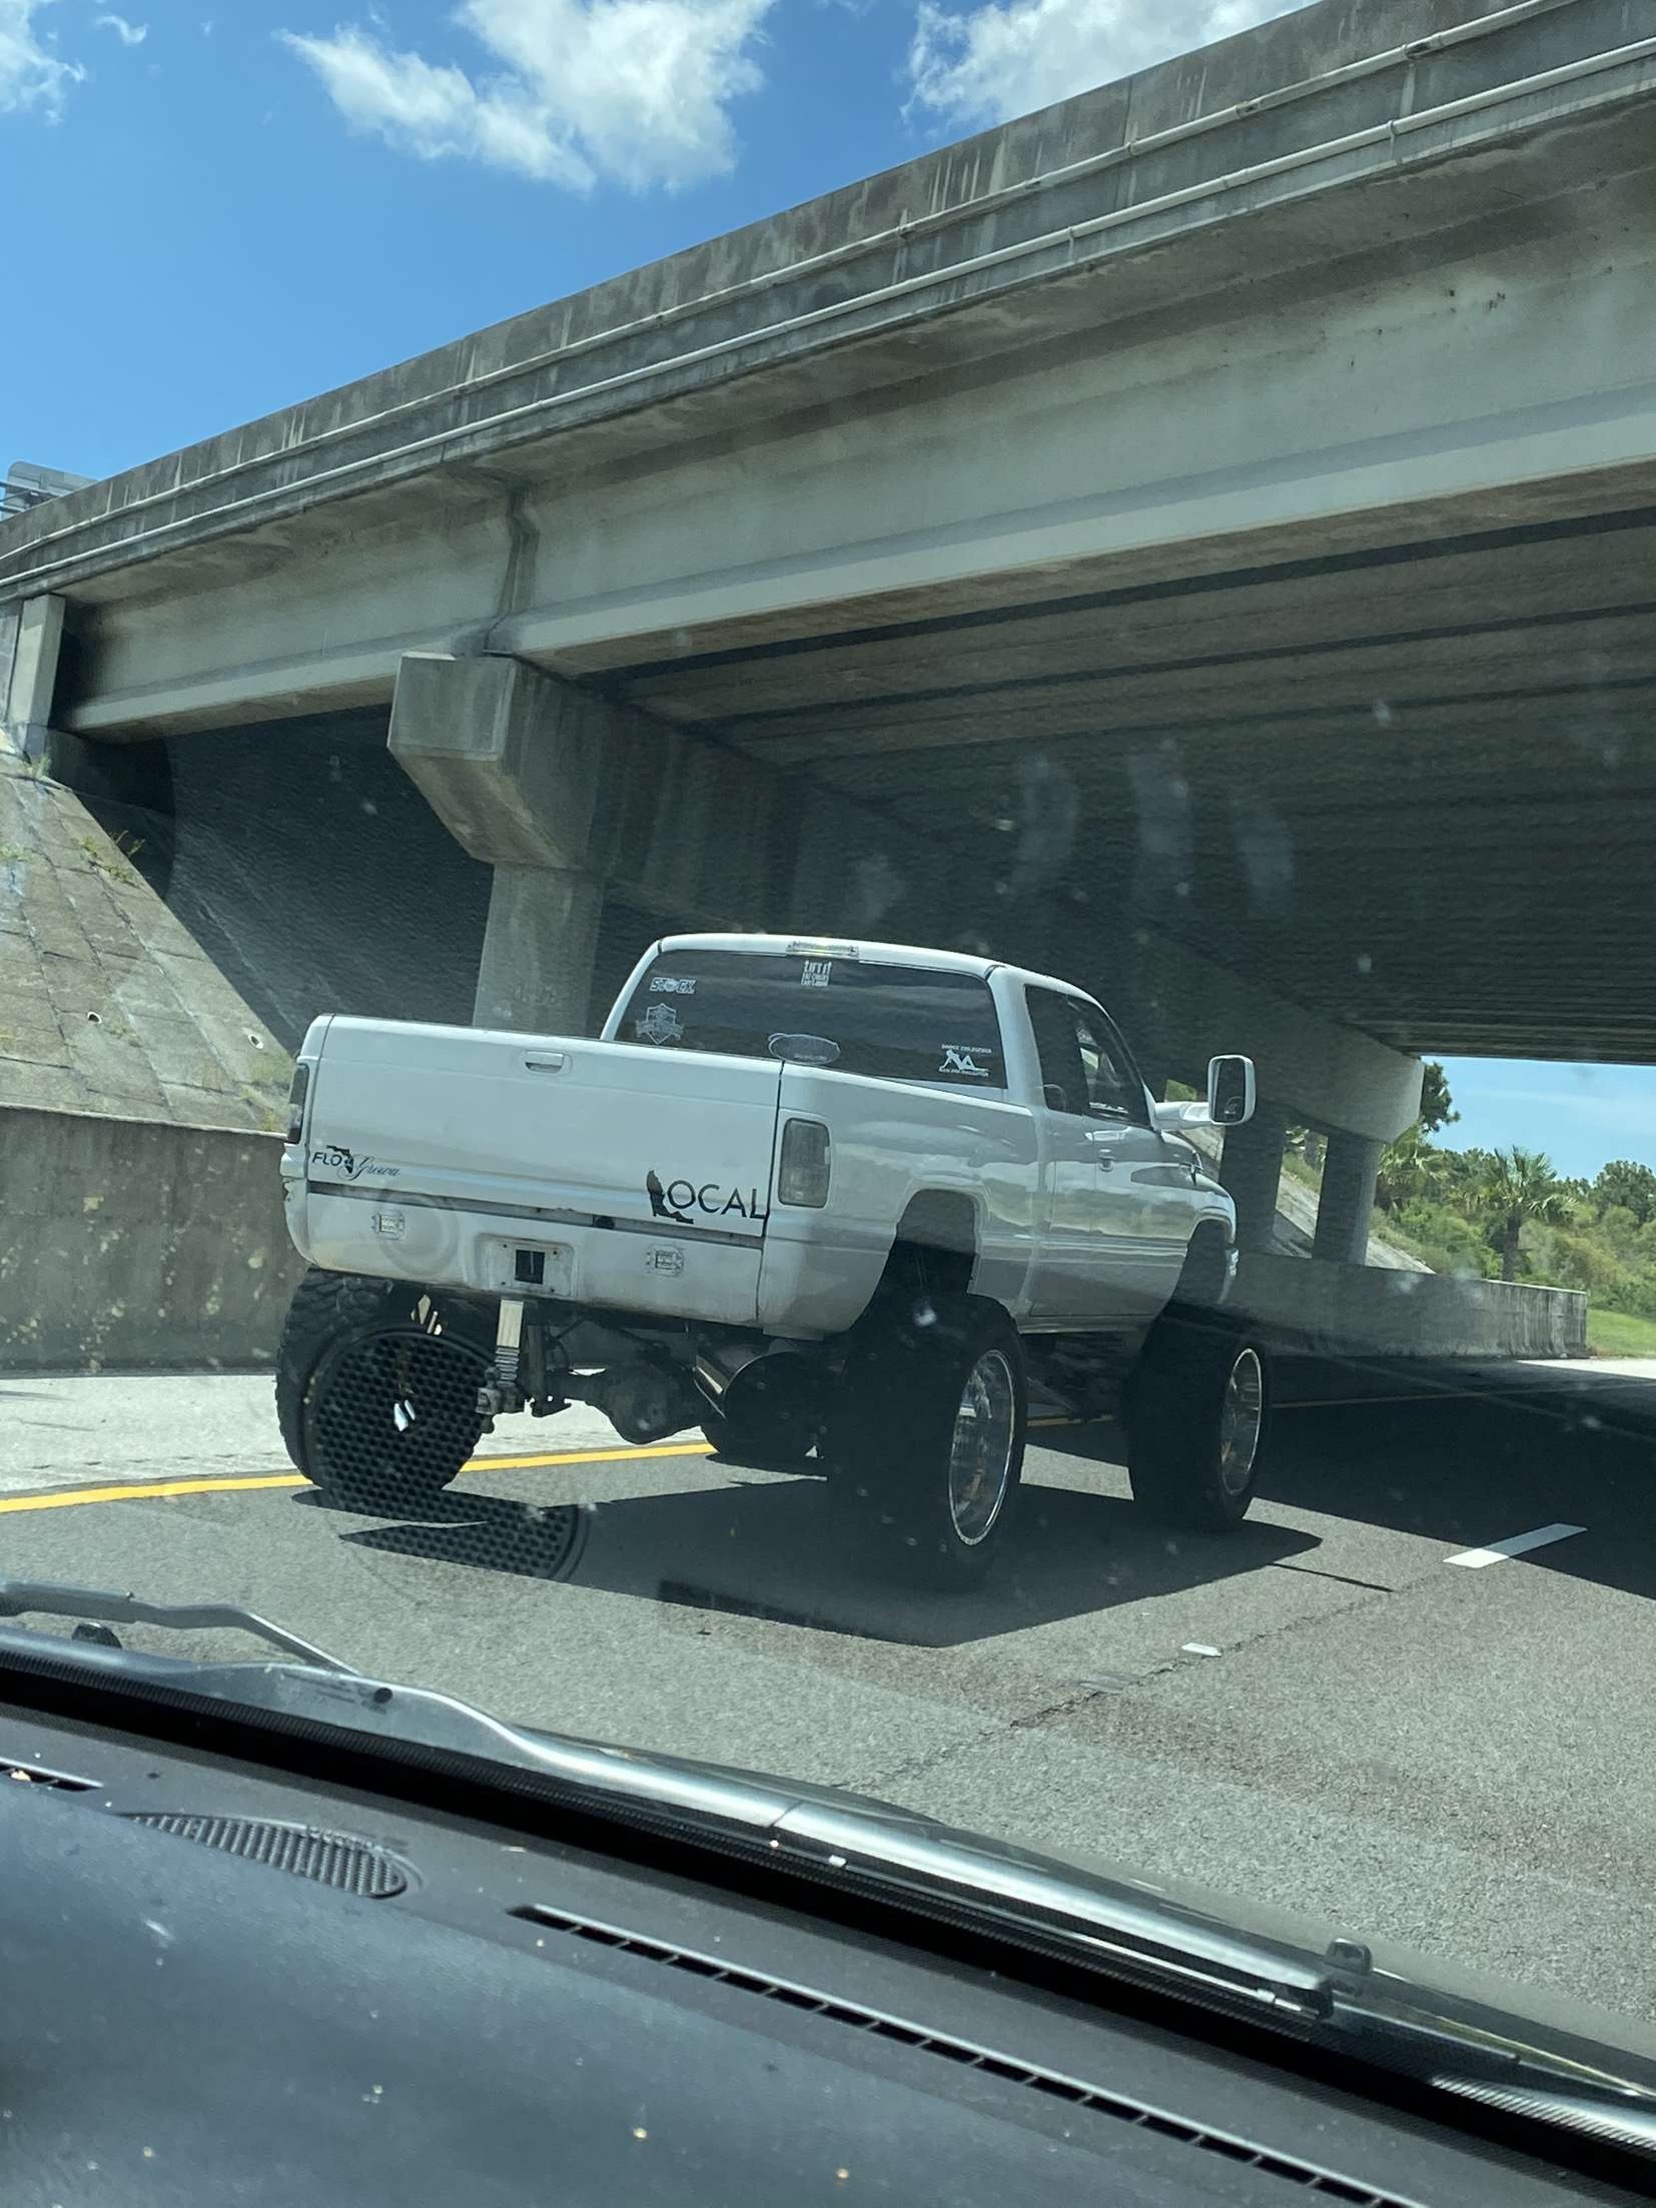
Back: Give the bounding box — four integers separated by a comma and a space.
276, 933, 1266, 1585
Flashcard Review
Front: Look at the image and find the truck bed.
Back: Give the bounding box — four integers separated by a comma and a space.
284, 1017, 786, 1327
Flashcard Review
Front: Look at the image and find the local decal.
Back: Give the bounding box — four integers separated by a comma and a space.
647, 1170, 768, 1223
310, 1144, 401, 1182
636, 1003, 685, 1045
938, 1045, 991, 1078
646, 1170, 693, 1224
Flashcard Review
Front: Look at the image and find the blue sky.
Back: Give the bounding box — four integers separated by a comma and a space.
3, 0, 1288, 480
1432, 1060, 1656, 1186
3, 1, 1651, 1183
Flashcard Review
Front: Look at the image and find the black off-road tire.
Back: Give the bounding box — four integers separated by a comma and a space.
826, 1291, 1027, 1588
1126, 1309, 1269, 1531
275, 1271, 492, 1511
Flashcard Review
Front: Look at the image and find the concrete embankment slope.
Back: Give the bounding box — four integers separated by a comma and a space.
0, 750, 304, 1371
0, 749, 289, 1127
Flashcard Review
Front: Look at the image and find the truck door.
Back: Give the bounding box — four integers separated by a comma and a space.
1024, 988, 1185, 1324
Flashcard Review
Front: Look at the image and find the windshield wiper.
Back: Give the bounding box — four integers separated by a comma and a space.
0, 1579, 356, 1673
0, 1614, 1328, 2021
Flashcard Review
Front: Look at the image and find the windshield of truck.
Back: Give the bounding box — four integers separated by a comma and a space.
617, 950, 1007, 1090
9, 0, 1656, 2142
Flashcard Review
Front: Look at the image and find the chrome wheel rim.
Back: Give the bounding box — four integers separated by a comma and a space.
1218, 1346, 1264, 1496
946, 1349, 1017, 1546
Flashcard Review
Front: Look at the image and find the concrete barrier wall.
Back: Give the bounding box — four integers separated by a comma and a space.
0, 1103, 1592, 1373
0, 1106, 305, 1373
1234, 1253, 1588, 1361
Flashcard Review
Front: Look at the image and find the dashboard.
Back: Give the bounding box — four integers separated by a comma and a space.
0, 1681, 1639, 2208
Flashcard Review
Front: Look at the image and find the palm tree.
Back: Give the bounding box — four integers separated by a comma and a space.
1477, 1148, 1575, 1282
1376, 1126, 1442, 1212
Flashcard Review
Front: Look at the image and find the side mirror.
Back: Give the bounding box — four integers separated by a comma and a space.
1208, 1055, 1256, 1127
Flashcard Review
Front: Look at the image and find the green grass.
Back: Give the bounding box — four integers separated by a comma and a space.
1586, 1307, 1656, 1357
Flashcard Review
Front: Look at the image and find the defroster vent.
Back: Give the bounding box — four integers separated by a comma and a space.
124, 1814, 412, 1897
517, 1906, 1409, 2206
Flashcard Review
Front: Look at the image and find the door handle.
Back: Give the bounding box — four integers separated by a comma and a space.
523, 1053, 567, 1072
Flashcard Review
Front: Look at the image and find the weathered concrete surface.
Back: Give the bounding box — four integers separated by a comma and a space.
4, 0, 1649, 628
1220, 1104, 1290, 1257
1129, 932, 1422, 1144
474, 867, 607, 1035
1312, 1130, 1386, 1266
0, 595, 62, 764
0, 1107, 304, 1373
1234, 1251, 1587, 1360
13, 713, 498, 1056
0, 750, 289, 1128
0, 2, 1646, 1074
1187, 1117, 1425, 1271
388, 651, 790, 922
1268, 1161, 1428, 1272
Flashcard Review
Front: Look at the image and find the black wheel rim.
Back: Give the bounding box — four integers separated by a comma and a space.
305, 1327, 486, 1506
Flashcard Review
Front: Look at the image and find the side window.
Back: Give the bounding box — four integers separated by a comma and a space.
1026, 988, 1088, 1116
1027, 989, 1147, 1123
1071, 1001, 1148, 1124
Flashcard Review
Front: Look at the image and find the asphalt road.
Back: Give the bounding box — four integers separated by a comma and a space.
3, 1354, 1656, 2040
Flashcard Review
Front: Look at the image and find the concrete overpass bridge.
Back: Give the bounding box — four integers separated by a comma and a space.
4, 0, 1655, 1271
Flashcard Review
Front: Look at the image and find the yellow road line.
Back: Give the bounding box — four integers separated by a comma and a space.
0, 1439, 713, 1518
0, 1472, 306, 1514
470, 1440, 711, 1471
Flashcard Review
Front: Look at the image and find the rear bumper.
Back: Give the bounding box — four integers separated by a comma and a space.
286, 1174, 765, 1328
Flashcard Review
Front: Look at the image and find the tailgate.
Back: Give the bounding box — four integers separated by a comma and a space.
304, 1019, 784, 1239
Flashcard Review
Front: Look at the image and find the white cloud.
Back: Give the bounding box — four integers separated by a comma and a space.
0, 0, 84, 116
281, 0, 774, 194
94, 10, 147, 44
909, 0, 1294, 131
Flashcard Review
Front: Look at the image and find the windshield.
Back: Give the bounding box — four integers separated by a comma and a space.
5, 0, 1656, 2124
617, 949, 1007, 1089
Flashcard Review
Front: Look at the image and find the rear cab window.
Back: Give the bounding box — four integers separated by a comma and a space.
617, 949, 1006, 1092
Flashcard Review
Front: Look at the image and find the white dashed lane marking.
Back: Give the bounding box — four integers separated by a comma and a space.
1444, 1523, 1586, 1569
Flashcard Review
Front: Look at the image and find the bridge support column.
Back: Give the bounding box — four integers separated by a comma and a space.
1314, 1131, 1384, 1265
389, 648, 948, 1032
0, 595, 65, 765
390, 650, 797, 1033
390, 652, 616, 1032
474, 867, 606, 1035
1220, 1104, 1288, 1257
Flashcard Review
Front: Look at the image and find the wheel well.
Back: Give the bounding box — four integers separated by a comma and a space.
880, 1192, 979, 1300
1175, 1221, 1233, 1308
